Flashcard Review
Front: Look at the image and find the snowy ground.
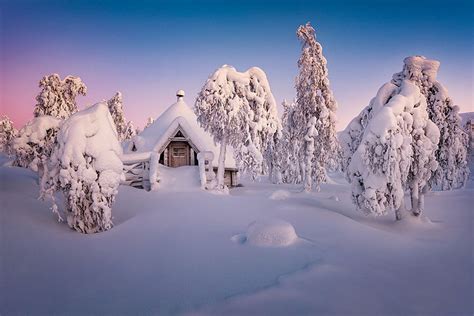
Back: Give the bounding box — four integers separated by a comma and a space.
1, 163, 473, 315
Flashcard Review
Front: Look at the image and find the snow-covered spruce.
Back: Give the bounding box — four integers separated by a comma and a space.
124, 120, 138, 142
347, 80, 439, 220
277, 100, 302, 184
287, 22, 340, 190
41, 103, 123, 233
195, 65, 281, 189
392, 56, 469, 190
107, 91, 129, 141
12, 116, 61, 175
33, 74, 87, 119
0, 115, 17, 156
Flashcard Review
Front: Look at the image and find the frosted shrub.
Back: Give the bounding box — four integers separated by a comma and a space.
0, 115, 17, 156
13, 116, 61, 175
41, 103, 123, 233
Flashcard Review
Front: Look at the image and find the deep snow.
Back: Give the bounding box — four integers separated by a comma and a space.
1, 164, 473, 315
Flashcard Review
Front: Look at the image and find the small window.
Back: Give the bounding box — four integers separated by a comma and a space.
173, 148, 186, 157
175, 130, 184, 137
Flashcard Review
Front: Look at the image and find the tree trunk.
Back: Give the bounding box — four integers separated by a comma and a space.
395, 199, 405, 221
417, 185, 428, 217
410, 184, 420, 216
217, 136, 227, 190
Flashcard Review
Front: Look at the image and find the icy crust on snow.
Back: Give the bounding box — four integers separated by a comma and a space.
245, 219, 299, 247
130, 97, 236, 169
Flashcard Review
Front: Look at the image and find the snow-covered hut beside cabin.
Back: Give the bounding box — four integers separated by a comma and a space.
122, 90, 238, 190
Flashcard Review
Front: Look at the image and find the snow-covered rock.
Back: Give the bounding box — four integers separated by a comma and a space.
245, 219, 299, 247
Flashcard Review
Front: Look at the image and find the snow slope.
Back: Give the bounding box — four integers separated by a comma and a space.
1, 166, 472, 315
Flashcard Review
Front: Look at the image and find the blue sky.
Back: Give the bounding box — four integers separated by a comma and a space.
1, 0, 473, 129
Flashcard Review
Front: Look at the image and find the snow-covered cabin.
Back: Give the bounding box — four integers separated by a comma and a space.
122, 90, 238, 189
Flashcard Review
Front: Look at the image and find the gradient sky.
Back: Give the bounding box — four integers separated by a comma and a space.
1, 0, 473, 130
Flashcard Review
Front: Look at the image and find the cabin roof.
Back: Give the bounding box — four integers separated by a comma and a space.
130, 96, 237, 169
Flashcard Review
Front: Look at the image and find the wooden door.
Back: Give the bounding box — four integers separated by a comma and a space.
168, 142, 190, 167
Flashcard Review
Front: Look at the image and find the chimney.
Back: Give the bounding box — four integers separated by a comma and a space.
176, 89, 185, 100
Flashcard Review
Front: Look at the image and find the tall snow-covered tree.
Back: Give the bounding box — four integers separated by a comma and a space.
278, 100, 302, 184
107, 91, 129, 141
41, 102, 123, 233
195, 65, 280, 189
33, 74, 87, 119
392, 56, 469, 190
0, 115, 17, 156
292, 22, 340, 191
346, 80, 439, 220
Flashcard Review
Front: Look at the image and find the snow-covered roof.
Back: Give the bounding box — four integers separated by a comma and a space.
131, 94, 236, 169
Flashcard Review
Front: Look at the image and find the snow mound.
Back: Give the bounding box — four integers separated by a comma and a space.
245, 219, 299, 247
269, 190, 291, 200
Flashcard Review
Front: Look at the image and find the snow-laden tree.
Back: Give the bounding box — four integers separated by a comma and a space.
291, 22, 340, 191
33, 74, 87, 119
340, 82, 397, 173
278, 100, 303, 183
12, 116, 61, 176
347, 80, 439, 220
195, 65, 281, 189
392, 56, 469, 190
0, 115, 17, 156
124, 120, 137, 141
41, 102, 123, 233
107, 91, 129, 141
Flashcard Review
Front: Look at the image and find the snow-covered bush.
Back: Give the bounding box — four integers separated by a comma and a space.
33, 74, 87, 119
12, 116, 61, 174
124, 120, 138, 141
282, 22, 340, 190
392, 56, 469, 190
195, 65, 281, 188
347, 80, 439, 220
41, 103, 123, 233
0, 115, 17, 156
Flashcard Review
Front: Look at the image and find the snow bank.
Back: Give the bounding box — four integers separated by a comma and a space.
245, 219, 299, 247
269, 189, 291, 200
